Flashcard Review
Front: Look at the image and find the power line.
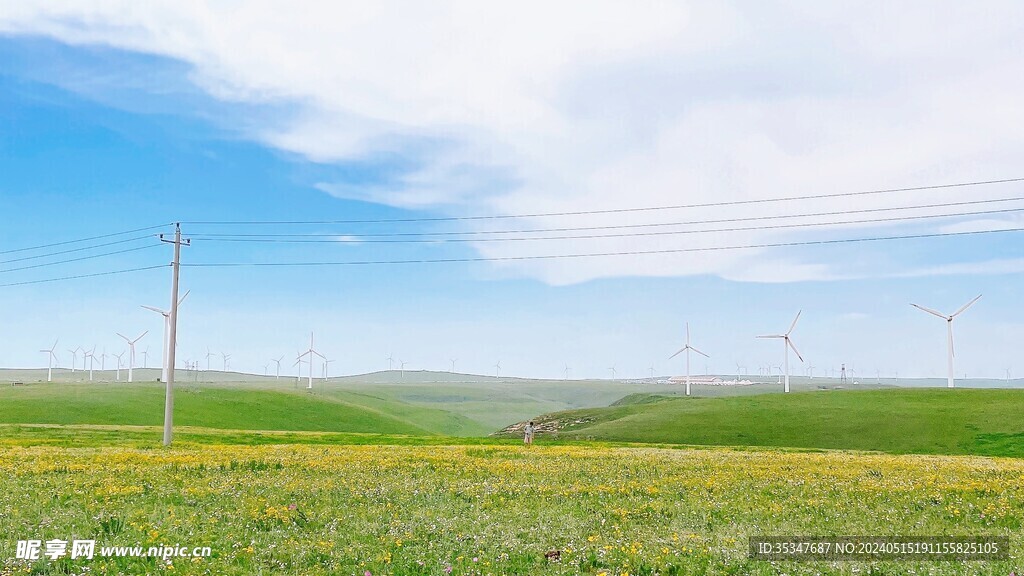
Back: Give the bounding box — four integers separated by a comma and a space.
0, 265, 168, 288
180, 177, 1024, 225
0, 244, 163, 274
189, 206, 1024, 244
180, 226, 1024, 268
186, 195, 1024, 239
0, 235, 159, 265
0, 223, 171, 255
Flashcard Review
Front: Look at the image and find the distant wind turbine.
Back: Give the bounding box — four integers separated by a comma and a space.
271, 355, 284, 380
39, 339, 58, 382
116, 331, 148, 383
221, 352, 231, 372
205, 348, 215, 371
296, 332, 325, 390
68, 347, 81, 373
113, 351, 126, 381
85, 346, 96, 381
450, 358, 457, 373
911, 294, 981, 389
564, 364, 571, 380
757, 311, 804, 393
494, 361, 501, 378
143, 290, 190, 382
668, 322, 709, 396
608, 366, 617, 380
387, 354, 394, 371
400, 360, 407, 379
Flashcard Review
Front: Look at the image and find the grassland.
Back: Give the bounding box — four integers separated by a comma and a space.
518, 388, 1024, 457
2, 443, 1022, 575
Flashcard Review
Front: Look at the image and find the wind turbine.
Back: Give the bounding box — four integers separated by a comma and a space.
649, 366, 655, 380
387, 354, 394, 371
757, 311, 804, 393
564, 364, 571, 380
293, 355, 306, 387
205, 348, 214, 371
322, 358, 334, 380
221, 352, 231, 372
85, 346, 96, 381
116, 331, 148, 383
296, 332, 325, 390
494, 361, 501, 378
263, 363, 269, 376
400, 360, 407, 379
911, 295, 982, 389
98, 348, 107, 371
142, 290, 190, 383
39, 339, 59, 382
141, 347, 149, 370
67, 347, 81, 373
450, 358, 457, 373
668, 322, 709, 396
271, 355, 284, 380
113, 351, 126, 381
608, 366, 617, 380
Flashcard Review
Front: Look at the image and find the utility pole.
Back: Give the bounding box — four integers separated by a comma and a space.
160, 224, 190, 446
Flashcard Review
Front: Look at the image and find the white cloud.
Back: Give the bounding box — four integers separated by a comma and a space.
2, 1, 1023, 283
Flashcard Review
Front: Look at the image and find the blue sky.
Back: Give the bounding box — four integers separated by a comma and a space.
1, 3, 1023, 379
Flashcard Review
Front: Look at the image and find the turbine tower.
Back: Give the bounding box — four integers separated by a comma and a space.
67, 347, 81, 373
756, 311, 804, 393
271, 355, 284, 380
494, 361, 501, 379
399, 360, 407, 379
668, 322, 709, 396
113, 351, 126, 381
116, 331, 148, 383
911, 294, 981, 389
85, 346, 96, 381
296, 332, 325, 390
40, 339, 59, 382
142, 290, 190, 383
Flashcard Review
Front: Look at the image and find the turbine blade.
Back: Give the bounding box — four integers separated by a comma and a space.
951, 294, 982, 318
787, 310, 802, 335
312, 350, 326, 360
691, 347, 710, 358
116, 333, 129, 342
756, 334, 785, 339
178, 289, 191, 305
787, 338, 804, 362
911, 303, 947, 319
668, 346, 686, 360
141, 305, 166, 314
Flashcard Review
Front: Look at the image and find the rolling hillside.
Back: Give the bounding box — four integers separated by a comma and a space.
500, 388, 1024, 457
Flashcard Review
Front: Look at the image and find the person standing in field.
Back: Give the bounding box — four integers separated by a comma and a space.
524, 421, 535, 445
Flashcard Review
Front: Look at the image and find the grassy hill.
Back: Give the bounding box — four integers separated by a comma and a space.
505, 388, 1024, 457
0, 382, 478, 436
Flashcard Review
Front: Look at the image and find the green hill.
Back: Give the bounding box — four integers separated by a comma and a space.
508, 388, 1024, 457
0, 382, 471, 436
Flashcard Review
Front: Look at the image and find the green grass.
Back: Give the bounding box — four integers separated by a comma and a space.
522, 388, 1024, 457
2, 443, 1021, 575
0, 383, 440, 435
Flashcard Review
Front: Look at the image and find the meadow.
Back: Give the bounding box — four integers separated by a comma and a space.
2, 442, 1023, 575
1, 374, 1024, 575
